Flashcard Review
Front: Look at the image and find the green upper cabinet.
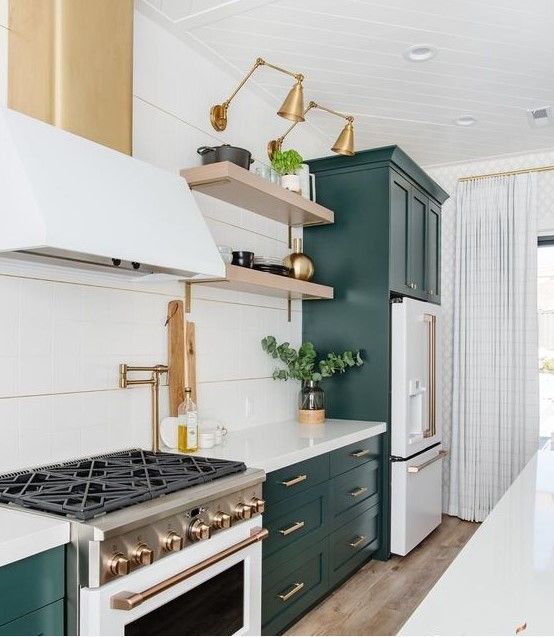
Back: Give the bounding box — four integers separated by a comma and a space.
425, 200, 441, 303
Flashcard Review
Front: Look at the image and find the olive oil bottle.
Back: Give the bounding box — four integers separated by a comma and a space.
177, 387, 198, 452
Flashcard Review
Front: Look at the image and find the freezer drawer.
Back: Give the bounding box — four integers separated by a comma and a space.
391, 446, 445, 556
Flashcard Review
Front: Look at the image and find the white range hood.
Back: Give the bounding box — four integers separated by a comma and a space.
0, 107, 225, 279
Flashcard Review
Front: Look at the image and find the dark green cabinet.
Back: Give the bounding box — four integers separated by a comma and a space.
426, 200, 441, 303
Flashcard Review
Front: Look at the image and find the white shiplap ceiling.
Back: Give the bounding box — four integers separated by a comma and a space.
139, 0, 554, 165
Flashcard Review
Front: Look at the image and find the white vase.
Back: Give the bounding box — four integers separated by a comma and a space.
281, 174, 301, 193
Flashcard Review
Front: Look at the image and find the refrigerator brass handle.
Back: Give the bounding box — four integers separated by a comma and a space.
349, 535, 366, 548
279, 521, 305, 536
349, 486, 368, 498
280, 474, 307, 487
278, 581, 304, 602
110, 527, 268, 610
407, 450, 449, 473
423, 313, 437, 438
350, 449, 370, 458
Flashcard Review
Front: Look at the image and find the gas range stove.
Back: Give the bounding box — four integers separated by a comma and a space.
0, 449, 266, 635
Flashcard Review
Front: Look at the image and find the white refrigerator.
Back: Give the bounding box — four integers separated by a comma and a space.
390, 297, 447, 556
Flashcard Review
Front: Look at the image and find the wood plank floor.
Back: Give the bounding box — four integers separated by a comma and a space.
285, 515, 478, 636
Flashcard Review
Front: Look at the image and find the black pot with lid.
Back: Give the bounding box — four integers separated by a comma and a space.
197, 144, 253, 170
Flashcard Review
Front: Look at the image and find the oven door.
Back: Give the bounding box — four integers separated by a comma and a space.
80, 520, 266, 636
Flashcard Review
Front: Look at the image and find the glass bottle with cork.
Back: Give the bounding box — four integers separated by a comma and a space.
177, 387, 198, 452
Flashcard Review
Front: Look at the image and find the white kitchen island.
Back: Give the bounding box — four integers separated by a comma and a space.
400, 449, 554, 636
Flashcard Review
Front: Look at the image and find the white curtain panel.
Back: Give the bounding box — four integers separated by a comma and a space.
449, 173, 539, 522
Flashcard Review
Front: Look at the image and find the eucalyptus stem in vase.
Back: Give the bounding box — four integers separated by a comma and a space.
261, 336, 364, 424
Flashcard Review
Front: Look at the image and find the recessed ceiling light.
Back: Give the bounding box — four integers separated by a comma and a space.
403, 45, 437, 62
455, 115, 476, 126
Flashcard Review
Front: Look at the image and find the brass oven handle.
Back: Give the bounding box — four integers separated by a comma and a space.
408, 449, 448, 473
278, 581, 305, 602
350, 449, 370, 458
349, 535, 366, 548
349, 486, 368, 498
280, 474, 307, 487
110, 527, 268, 611
279, 521, 305, 536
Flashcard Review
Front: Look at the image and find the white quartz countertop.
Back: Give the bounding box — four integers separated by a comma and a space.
0, 507, 70, 568
400, 449, 554, 636
195, 418, 386, 473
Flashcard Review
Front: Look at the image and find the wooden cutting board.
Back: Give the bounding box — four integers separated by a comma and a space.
167, 300, 197, 415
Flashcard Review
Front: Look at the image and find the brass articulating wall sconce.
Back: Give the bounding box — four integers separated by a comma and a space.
267, 100, 355, 160
119, 364, 169, 453
210, 57, 305, 131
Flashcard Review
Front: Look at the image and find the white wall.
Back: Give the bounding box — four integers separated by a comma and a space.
0, 1, 7, 106
0, 6, 328, 472
426, 149, 554, 510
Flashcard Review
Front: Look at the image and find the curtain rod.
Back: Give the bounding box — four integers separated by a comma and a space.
459, 164, 554, 181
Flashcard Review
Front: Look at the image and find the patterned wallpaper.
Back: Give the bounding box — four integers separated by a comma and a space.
426, 149, 554, 510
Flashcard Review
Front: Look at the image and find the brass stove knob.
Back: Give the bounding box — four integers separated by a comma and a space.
249, 497, 266, 514
132, 543, 154, 566
234, 502, 253, 520
164, 531, 184, 552
212, 511, 232, 529
109, 552, 130, 577
189, 519, 211, 541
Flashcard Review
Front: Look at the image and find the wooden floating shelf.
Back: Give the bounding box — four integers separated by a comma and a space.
190, 264, 334, 301
181, 161, 334, 228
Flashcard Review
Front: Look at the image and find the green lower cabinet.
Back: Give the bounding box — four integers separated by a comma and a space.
0, 600, 64, 637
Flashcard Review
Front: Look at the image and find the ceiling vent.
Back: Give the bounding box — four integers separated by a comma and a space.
527, 106, 553, 128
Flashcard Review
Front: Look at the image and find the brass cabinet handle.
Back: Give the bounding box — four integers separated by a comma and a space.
111, 527, 268, 610
350, 449, 370, 458
280, 474, 307, 487
349, 535, 366, 548
349, 486, 368, 498
408, 449, 448, 473
279, 520, 305, 536
278, 581, 305, 602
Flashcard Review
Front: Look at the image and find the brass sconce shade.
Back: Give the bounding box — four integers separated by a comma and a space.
332, 120, 355, 156
268, 101, 355, 161
210, 57, 305, 132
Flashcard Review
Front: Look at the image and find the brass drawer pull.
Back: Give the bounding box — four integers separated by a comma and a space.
278, 581, 305, 602
279, 521, 305, 536
349, 486, 368, 498
350, 449, 370, 458
349, 535, 366, 548
280, 474, 307, 487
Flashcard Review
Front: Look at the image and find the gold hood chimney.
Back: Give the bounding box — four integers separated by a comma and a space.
8, 0, 133, 154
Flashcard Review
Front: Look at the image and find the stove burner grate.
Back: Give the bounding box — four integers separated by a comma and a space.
0, 449, 246, 521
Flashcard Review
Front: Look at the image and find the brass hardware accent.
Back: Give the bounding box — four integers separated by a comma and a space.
280, 474, 308, 487
349, 486, 368, 498
108, 553, 130, 577
118, 363, 169, 453
279, 521, 305, 536
515, 622, 527, 634
188, 519, 211, 542
423, 313, 437, 438
284, 238, 315, 282
132, 543, 154, 566
234, 502, 253, 520
350, 449, 370, 458
268, 100, 355, 160
110, 527, 269, 610
212, 511, 232, 529
349, 535, 366, 548
278, 581, 305, 602
408, 450, 449, 473
210, 57, 305, 132
164, 532, 183, 552
459, 164, 554, 182
249, 497, 266, 514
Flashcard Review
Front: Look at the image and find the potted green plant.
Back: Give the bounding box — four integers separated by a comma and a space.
261, 336, 363, 423
271, 149, 304, 193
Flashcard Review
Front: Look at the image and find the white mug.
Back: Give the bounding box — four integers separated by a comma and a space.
199, 432, 215, 449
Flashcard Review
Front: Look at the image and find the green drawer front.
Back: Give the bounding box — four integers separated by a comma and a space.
330, 436, 380, 477
0, 599, 64, 636
331, 460, 379, 525
262, 540, 328, 636
264, 455, 330, 505
0, 547, 65, 626
263, 482, 329, 560
329, 503, 379, 587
